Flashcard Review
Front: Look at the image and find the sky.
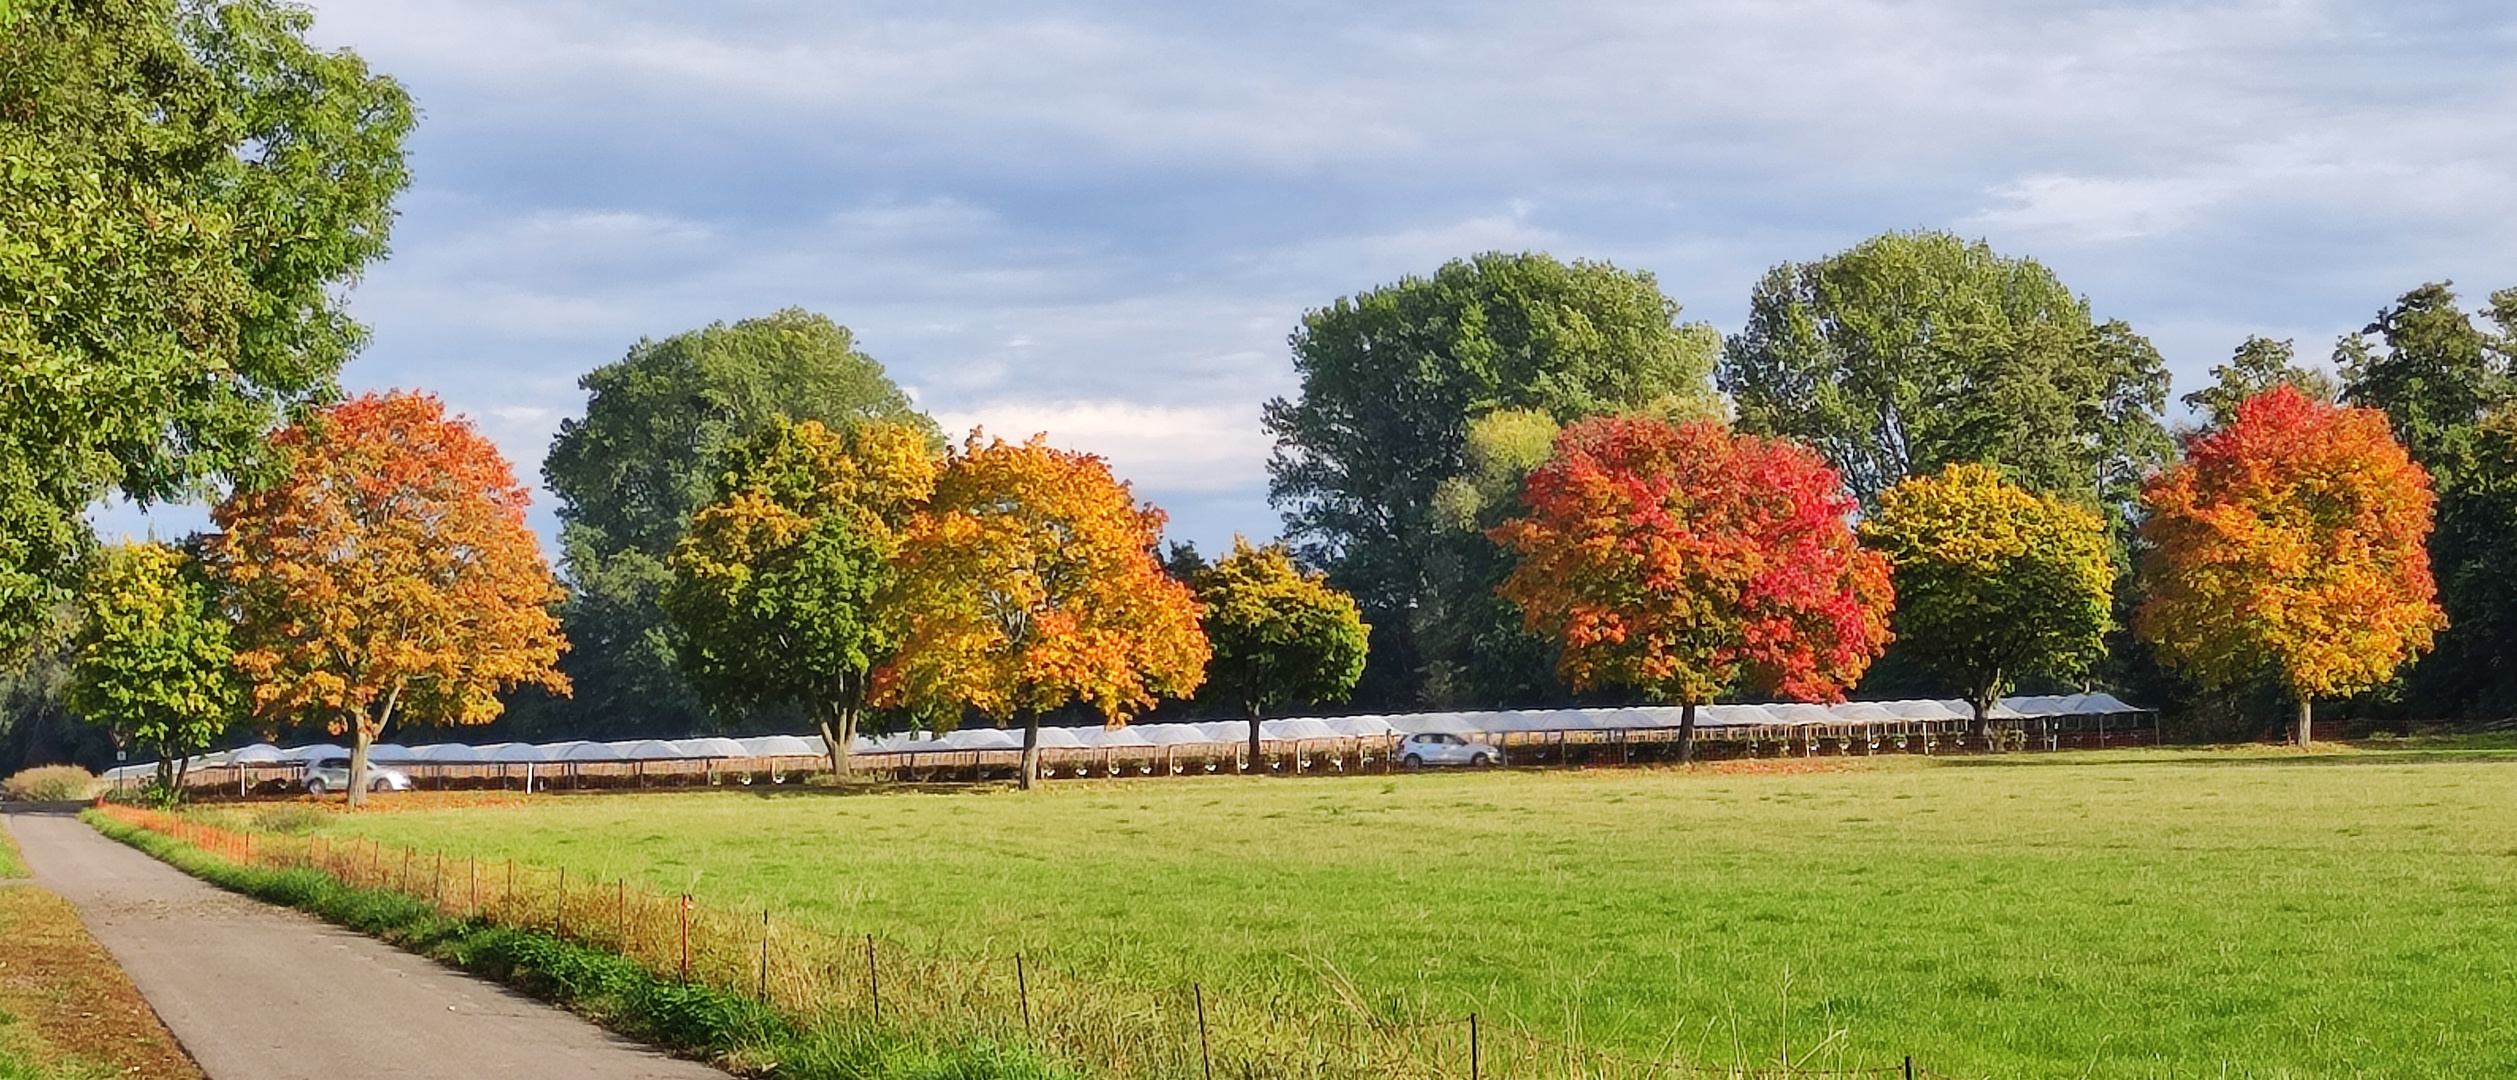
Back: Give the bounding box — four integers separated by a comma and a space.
91, 0, 2517, 554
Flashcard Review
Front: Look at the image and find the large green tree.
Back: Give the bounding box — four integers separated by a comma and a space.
1264, 252, 1722, 705
540, 310, 935, 736
1860, 464, 2115, 741
1718, 230, 2172, 518
1193, 539, 1369, 769
2338, 282, 2517, 720
661, 419, 935, 776
65, 542, 239, 795
0, 0, 412, 653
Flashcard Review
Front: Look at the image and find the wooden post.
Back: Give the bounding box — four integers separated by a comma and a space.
757, 909, 770, 1001
505, 859, 515, 922
679, 894, 692, 982
399, 848, 411, 893
1195, 983, 1212, 1080
468, 858, 478, 917
617, 880, 628, 951
556, 868, 568, 936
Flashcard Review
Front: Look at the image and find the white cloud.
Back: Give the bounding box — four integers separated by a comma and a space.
929, 400, 1271, 494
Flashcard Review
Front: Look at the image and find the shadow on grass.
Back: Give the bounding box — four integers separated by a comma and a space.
1932, 739, 2517, 771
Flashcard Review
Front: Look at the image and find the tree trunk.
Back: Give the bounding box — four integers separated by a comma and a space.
1970, 694, 1991, 751
1677, 701, 1698, 764
2296, 697, 2313, 748
1018, 710, 1041, 790
347, 720, 373, 809
1246, 705, 1263, 775
348, 686, 401, 810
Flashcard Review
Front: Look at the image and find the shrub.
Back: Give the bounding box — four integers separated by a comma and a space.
2, 766, 97, 802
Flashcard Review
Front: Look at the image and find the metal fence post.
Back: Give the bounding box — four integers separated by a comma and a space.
1017, 953, 1031, 1035
866, 934, 880, 1019
757, 909, 770, 1001
1195, 983, 1213, 1080
1470, 1012, 1480, 1080
1905, 1055, 1915, 1080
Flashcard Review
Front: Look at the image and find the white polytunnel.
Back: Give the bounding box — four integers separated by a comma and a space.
114, 694, 2150, 788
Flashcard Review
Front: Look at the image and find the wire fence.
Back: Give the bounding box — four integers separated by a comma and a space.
95, 803, 1958, 1080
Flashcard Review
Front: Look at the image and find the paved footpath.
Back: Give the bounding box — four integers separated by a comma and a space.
6, 807, 729, 1080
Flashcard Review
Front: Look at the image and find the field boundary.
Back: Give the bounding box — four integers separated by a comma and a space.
89, 802, 1967, 1080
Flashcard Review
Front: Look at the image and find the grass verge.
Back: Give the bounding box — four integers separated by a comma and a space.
0, 882, 201, 1079
83, 811, 1076, 1080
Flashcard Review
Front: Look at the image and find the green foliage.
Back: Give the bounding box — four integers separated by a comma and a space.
542, 310, 937, 736
662, 419, 936, 771
1266, 253, 1720, 705
2181, 336, 2337, 427
1194, 540, 1369, 717
2337, 282, 2513, 487
2336, 283, 2517, 720
64, 544, 237, 791
1861, 464, 2115, 722
0, 0, 412, 652
1718, 230, 2172, 518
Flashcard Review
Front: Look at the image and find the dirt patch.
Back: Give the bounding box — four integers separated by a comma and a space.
0, 886, 202, 1079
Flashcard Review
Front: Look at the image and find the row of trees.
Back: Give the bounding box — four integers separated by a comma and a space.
1267, 237, 2506, 736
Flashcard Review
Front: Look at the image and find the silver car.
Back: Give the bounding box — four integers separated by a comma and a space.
1397, 731, 1502, 769
302, 757, 412, 795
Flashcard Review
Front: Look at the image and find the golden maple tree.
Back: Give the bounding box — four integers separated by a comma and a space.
211, 391, 568, 804
878, 433, 1208, 788
2135, 386, 2444, 745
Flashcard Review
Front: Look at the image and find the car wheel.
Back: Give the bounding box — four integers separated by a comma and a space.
305, 779, 326, 796
1403, 754, 1424, 770
369, 777, 390, 792
1471, 753, 1491, 767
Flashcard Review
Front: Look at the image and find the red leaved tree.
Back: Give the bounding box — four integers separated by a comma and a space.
212, 392, 568, 805
1491, 416, 1893, 760
2136, 385, 2443, 746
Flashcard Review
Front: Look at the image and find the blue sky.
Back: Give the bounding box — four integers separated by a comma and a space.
94, 0, 2517, 554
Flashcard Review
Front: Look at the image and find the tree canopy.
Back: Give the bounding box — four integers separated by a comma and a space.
1265, 252, 1721, 705
1718, 230, 2171, 517
2182, 337, 2337, 428
1861, 464, 2114, 735
212, 392, 568, 804
880, 434, 1208, 788
662, 419, 935, 775
1194, 538, 1369, 768
2135, 387, 2443, 745
538, 309, 934, 736
1492, 416, 1892, 759
0, 0, 412, 652
66, 542, 238, 794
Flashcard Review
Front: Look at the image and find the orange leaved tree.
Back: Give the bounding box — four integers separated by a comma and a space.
212, 392, 568, 805
1492, 416, 1893, 761
2135, 385, 2443, 746
879, 434, 1209, 789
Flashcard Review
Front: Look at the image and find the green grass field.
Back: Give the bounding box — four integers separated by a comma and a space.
293, 746, 2517, 1078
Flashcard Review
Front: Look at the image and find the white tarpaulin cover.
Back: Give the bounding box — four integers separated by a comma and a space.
111, 694, 2147, 780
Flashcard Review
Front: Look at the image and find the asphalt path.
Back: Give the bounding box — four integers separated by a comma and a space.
5, 807, 729, 1080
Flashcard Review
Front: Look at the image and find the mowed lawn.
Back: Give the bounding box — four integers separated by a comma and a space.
302, 747, 2517, 1078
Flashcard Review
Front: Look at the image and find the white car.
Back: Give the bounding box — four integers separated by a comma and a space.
302, 757, 412, 795
1396, 732, 1503, 769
